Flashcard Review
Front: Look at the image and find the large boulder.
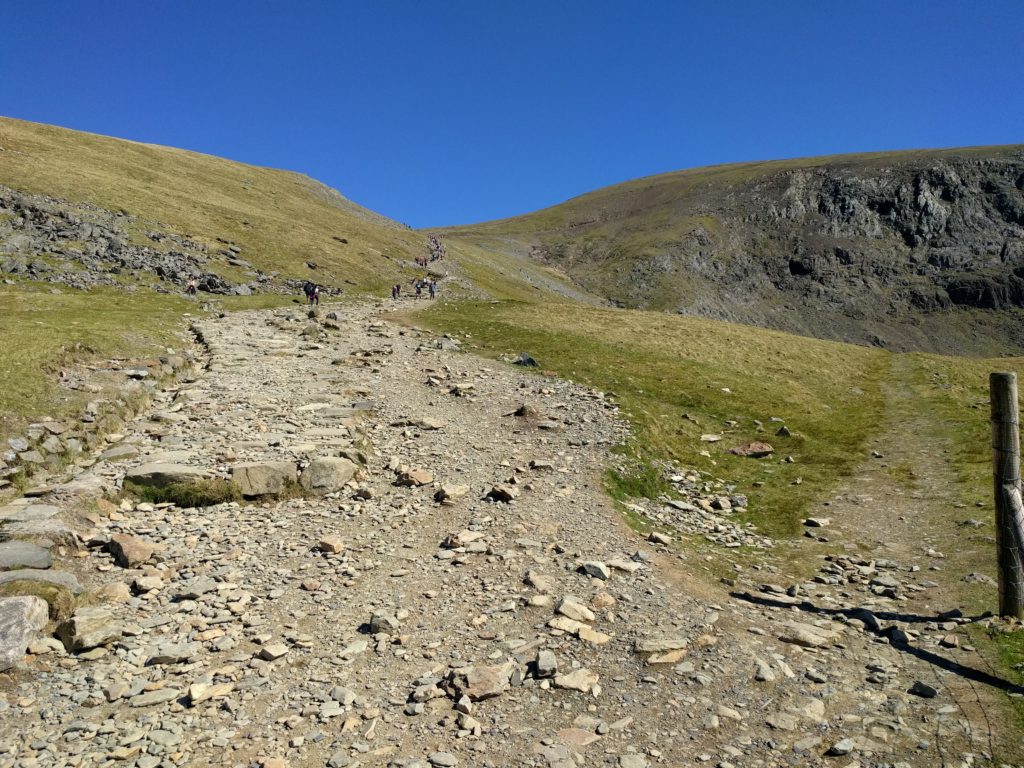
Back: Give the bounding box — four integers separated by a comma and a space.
231, 461, 297, 497
299, 457, 358, 495
123, 463, 209, 488
0, 596, 48, 671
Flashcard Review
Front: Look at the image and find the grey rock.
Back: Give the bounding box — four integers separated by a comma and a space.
0, 540, 52, 571
580, 560, 610, 580
909, 680, 938, 698
123, 463, 210, 488
0, 569, 81, 593
0, 596, 48, 671
299, 457, 358, 495
99, 444, 139, 461
231, 461, 297, 496
57, 606, 122, 651
535, 649, 557, 678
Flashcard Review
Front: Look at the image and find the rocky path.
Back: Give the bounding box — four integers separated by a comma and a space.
0, 301, 1019, 768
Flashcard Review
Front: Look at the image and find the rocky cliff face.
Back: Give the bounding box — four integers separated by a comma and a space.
754, 155, 1024, 312
451, 147, 1024, 354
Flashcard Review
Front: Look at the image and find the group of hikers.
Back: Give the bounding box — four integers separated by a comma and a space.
413, 235, 446, 268
392, 277, 437, 300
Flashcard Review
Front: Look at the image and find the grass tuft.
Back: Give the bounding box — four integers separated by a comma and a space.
123, 478, 242, 508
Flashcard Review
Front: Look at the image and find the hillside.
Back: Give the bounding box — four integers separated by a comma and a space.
435, 146, 1024, 355
0, 117, 426, 295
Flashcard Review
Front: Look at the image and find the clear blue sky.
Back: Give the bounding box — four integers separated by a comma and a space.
4, 2, 1023, 227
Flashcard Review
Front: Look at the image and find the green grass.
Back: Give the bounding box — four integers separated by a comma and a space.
122, 478, 243, 507
0, 283, 190, 443
422, 299, 890, 536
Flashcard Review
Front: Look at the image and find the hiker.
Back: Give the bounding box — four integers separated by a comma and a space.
415, 280, 422, 299
186, 277, 197, 296
311, 284, 320, 306
428, 280, 436, 299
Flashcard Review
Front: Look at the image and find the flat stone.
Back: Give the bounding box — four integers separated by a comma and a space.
557, 728, 601, 747
258, 642, 290, 661
0, 596, 48, 671
634, 635, 689, 654
396, 467, 434, 488
449, 661, 515, 701
778, 621, 839, 648
123, 463, 210, 488
232, 461, 297, 496
435, 484, 469, 505
0, 504, 59, 523
827, 738, 856, 756
556, 596, 596, 623
188, 682, 235, 705
909, 680, 938, 698
765, 712, 799, 731
729, 441, 774, 458
146, 642, 200, 665
100, 444, 139, 462
0, 540, 52, 571
300, 457, 358, 494
553, 667, 599, 693
130, 687, 181, 708
0, 569, 81, 593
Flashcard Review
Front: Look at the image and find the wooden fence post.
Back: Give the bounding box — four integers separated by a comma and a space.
990, 371, 1024, 618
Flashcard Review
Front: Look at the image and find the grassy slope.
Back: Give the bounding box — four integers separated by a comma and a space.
0, 283, 192, 439
0, 117, 423, 291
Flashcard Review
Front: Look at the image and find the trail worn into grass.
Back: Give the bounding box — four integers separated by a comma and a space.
773, 353, 1023, 761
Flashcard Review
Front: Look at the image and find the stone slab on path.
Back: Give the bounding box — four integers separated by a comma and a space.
123, 463, 211, 488
0, 569, 82, 593
231, 461, 297, 497
0, 540, 53, 571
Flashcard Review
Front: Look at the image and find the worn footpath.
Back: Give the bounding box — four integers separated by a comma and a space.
0, 300, 1018, 768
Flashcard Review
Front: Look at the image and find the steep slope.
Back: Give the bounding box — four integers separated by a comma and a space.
0, 117, 424, 294
436, 146, 1024, 354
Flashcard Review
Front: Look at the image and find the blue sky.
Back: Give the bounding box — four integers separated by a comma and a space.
4, 2, 1023, 227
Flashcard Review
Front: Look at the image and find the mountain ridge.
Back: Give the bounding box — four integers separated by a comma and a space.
435, 143, 1024, 355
